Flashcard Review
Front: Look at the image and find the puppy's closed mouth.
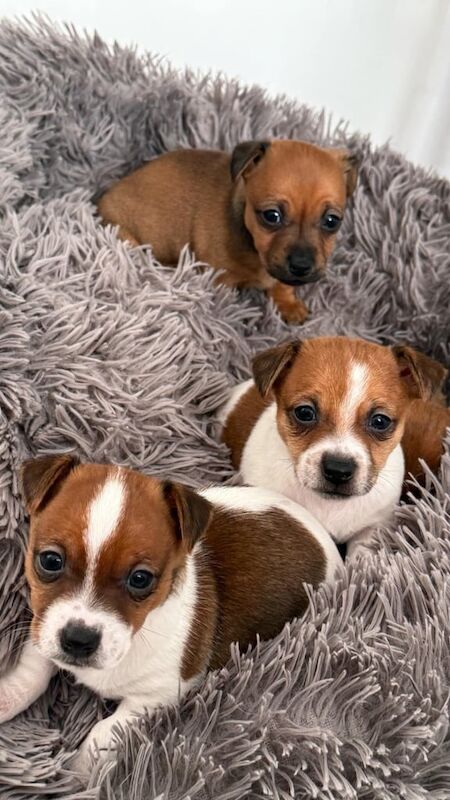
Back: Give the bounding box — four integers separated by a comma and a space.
318, 490, 353, 500
55, 653, 100, 670
315, 483, 372, 500
269, 270, 322, 287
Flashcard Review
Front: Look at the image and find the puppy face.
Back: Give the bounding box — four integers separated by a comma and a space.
231, 140, 359, 285
252, 338, 445, 499
22, 458, 211, 672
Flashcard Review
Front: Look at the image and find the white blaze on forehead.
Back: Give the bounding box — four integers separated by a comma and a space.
85, 473, 126, 563
339, 361, 369, 431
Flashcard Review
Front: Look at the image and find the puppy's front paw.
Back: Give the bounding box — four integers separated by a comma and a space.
0, 688, 17, 724
346, 528, 376, 561
70, 744, 93, 777
0, 642, 54, 725
267, 284, 309, 325
70, 716, 119, 775
0, 680, 30, 724
280, 299, 309, 325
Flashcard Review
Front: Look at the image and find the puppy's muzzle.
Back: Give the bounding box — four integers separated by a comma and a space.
60, 621, 101, 662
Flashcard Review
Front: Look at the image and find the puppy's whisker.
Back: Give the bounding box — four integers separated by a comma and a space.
136, 629, 173, 655
139, 625, 171, 643
1, 641, 34, 661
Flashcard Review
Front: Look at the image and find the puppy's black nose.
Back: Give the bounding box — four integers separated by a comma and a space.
60, 622, 101, 658
287, 254, 314, 278
287, 246, 316, 279
321, 454, 356, 485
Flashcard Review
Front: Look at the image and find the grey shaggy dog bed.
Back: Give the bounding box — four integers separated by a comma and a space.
0, 16, 449, 800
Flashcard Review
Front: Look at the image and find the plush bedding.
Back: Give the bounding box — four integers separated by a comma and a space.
0, 17, 449, 800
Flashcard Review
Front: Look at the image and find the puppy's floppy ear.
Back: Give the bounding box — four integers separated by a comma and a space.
328, 147, 361, 197
392, 345, 448, 401
252, 340, 300, 399
21, 454, 80, 514
163, 481, 213, 551
342, 151, 361, 196
230, 140, 270, 181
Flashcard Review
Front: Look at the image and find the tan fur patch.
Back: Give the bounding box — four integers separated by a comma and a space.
180, 552, 217, 681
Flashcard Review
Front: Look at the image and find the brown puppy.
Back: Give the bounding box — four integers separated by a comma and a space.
97, 140, 360, 323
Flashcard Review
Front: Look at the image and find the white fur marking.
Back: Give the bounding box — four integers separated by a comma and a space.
85, 474, 126, 562
296, 431, 372, 495
340, 362, 368, 432
293, 443, 404, 541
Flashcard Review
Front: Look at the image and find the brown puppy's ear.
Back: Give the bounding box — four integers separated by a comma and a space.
21, 454, 80, 514
343, 151, 361, 196
230, 140, 270, 181
163, 482, 213, 551
392, 345, 448, 401
328, 148, 361, 196
252, 340, 300, 399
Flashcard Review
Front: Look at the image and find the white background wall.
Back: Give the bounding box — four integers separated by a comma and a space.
2, 0, 450, 177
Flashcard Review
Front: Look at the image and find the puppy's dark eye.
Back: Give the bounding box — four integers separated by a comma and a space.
320, 213, 342, 232
127, 566, 155, 599
258, 208, 283, 227
367, 412, 393, 434
293, 404, 317, 424
35, 549, 65, 582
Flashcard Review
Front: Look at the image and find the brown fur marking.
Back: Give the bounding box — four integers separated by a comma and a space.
402, 399, 450, 486
222, 384, 271, 469
203, 505, 326, 671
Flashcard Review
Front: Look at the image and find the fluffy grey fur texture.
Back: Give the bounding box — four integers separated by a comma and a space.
0, 15, 449, 800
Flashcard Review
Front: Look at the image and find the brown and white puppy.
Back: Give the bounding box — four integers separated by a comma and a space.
0, 457, 341, 774
97, 140, 360, 323
219, 337, 447, 550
